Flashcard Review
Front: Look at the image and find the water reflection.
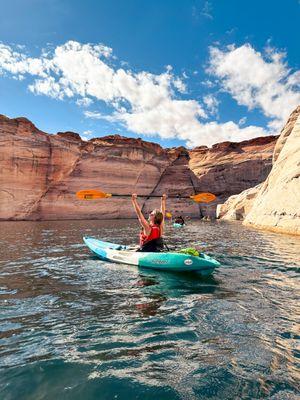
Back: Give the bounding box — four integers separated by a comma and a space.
132, 271, 220, 317
0, 219, 299, 399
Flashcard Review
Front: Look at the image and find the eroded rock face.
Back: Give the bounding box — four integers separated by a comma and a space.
0, 114, 277, 220
244, 107, 300, 235
188, 136, 276, 216
0, 115, 169, 220
216, 184, 262, 221
0, 116, 82, 220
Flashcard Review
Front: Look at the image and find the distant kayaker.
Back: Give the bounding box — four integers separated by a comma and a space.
131, 193, 166, 252
174, 215, 185, 226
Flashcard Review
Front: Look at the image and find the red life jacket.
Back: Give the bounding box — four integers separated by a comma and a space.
139, 225, 161, 247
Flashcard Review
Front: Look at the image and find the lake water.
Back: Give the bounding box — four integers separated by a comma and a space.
0, 219, 299, 400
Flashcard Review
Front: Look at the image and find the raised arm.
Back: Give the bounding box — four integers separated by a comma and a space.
160, 193, 167, 235
160, 193, 167, 216
131, 194, 151, 235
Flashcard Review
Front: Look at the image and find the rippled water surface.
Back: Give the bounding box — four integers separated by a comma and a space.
0, 220, 299, 400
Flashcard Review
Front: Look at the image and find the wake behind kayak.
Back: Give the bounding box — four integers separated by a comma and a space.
83, 237, 220, 274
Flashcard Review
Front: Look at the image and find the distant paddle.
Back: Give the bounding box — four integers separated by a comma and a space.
76, 189, 216, 203
190, 193, 216, 203
76, 190, 112, 200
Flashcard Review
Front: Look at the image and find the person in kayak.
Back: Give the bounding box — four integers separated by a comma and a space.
174, 215, 185, 225
131, 193, 166, 252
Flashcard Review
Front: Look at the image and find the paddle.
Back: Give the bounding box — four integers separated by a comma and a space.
76, 189, 216, 203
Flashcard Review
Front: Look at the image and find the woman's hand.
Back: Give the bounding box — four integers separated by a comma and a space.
132, 193, 138, 201
162, 193, 167, 200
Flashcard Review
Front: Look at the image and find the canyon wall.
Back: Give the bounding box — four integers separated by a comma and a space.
216, 184, 262, 221
217, 106, 300, 236
244, 107, 300, 235
0, 114, 277, 220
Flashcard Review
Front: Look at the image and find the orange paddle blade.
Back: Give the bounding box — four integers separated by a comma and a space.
76, 189, 112, 200
190, 192, 216, 203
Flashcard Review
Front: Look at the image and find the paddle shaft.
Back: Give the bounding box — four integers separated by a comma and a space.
108, 194, 194, 199
76, 189, 216, 203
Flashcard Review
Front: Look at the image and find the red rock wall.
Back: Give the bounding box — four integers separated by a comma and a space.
0, 114, 277, 220
188, 136, 277, 215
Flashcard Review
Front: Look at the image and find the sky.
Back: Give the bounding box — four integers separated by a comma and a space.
0, 0, 299, 148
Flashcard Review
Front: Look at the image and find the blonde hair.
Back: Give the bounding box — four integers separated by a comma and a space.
152, 209, 163, 225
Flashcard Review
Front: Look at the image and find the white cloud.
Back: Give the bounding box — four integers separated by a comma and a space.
208, 43, 300, 130
186, 121, 266, 147
117, 99, 206, 141
84, 110, 118, 122
201, 1, 213, 19
76, 97, 93, 107
203, 94, 219, 115
192, 1, 213, 20
81, 129, 93, 141
12, 75, 25, 81
238, 116, 247, 126
200, 79, 215, 88
84, 111, 102, 119
0, 40, 290, 147
173, 77, 187, 93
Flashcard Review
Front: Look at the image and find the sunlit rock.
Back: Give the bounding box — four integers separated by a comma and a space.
0, 114, 277, 220
244, 106, 300, 235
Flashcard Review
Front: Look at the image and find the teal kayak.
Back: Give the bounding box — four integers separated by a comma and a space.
83, 237, 220, 274
173, 222, 184, 228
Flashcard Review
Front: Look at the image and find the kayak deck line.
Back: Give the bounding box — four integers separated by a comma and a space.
83, 236, 220, 274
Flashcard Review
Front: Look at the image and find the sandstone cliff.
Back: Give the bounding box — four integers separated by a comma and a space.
217, 106, 300, 236
216, 184, 262, 221
244, 107, 300, 235
189, 137, 276, 215
0, 114, 277, 220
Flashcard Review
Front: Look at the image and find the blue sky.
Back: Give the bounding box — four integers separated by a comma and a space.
0, 0, 299, 147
